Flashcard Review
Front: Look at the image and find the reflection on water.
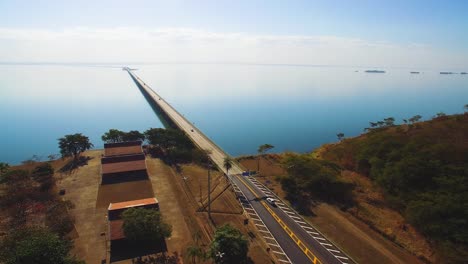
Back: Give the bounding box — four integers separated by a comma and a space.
1, 64, 467, 164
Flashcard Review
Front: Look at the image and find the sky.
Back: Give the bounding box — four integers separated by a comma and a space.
1, 0, 468, 69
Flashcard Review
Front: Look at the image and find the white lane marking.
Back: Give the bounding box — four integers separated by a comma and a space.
320, 242, 333, 247
278, 259, 290, 263
272, 251, 286, 255
302, 226, 315, 231
297, 221, 308, 225
307, 231, 320, 235
327, 249, 340, 253
335, 256, 349, 260
313, 237, 326, 241
291, 216, 302, 220
266, 242, 278, 246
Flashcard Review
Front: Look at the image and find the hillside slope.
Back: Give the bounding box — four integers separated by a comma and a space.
315, 113, 468, 263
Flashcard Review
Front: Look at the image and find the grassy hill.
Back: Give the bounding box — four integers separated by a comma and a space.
314, 113, 468, 263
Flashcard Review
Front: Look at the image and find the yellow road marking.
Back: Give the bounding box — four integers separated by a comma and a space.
237, 175, 322, 264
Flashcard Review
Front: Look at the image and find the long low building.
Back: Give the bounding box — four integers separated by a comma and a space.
101, 141, 148, 184
104, 141, 144, 156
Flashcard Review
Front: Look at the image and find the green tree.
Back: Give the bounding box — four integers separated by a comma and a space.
257, 143, 274, 172
32, 162, 55, 191
58, 133, 93, 161
209, 224, 249, 264
101, 129, 125, 143
122, 208, 172, 244
384, 117, 395, 126
122, 130, 145, 142
0, 162, 9, 182
0, 227, 83, 264
434, 112, 446, 118
223, 157, 233, 176
145, 128, 192, 149
336, 132, 345, 141
408, 115, 422, 124
0, 162, 9, 174
187, 245, 205, 264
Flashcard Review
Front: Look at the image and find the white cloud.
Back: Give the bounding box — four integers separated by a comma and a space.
0, 27, 466, 69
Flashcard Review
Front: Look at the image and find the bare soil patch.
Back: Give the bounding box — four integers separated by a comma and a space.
96, 180, 154, 209
56, 150, 108, 264
152, 160, 275, 263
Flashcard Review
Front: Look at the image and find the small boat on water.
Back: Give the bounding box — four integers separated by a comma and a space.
365, 70, 385, 73
410, 71, 420, 74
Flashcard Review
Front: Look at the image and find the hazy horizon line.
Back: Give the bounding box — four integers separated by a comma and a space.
0, 61, 465, 71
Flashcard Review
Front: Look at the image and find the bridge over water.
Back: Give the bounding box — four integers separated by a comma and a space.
126, 68, 355, 264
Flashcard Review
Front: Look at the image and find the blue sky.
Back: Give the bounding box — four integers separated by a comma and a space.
1, 0, 467, 67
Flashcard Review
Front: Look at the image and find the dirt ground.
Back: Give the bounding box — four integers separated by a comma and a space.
57, 150, 108, 264
240, 155, 427, 264
161, 162, 276, 264
57, 150, 274, 264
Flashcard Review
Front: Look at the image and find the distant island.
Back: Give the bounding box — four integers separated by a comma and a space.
410, 71, 420, 74
461, 72, 467, 75
365, 70, 385, 73
440, 71, 455, 74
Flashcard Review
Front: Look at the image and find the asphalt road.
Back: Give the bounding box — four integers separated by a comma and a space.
127, 69, 353, 264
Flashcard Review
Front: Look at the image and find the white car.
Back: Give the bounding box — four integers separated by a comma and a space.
266, 197, 276, 205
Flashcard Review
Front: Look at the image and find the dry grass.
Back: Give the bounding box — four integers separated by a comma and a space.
240, 155, 427, 264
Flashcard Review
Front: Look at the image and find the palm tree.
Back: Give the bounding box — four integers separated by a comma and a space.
187, 245, 204, 264
223, 157, 233, 177
257, 144, 274, 172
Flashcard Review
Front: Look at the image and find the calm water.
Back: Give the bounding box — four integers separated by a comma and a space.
1, 64, 467, 164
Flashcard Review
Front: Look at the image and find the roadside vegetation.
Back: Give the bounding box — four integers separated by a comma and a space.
280, 153, 355, 213
318, 110, 468, 262
209, 224, 249, 264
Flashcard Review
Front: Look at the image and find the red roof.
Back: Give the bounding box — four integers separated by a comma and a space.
104, 145, 142, 157
101, 160, 146, 175
108, 198, 158, 211
109, 220, 125, 240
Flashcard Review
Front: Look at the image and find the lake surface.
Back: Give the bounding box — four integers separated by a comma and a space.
1, 63, 467, 165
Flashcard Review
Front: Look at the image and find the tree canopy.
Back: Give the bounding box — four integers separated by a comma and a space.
145, 128, 193, 149
58, 133, 93, 160
101, 129, 145, 143
122, 208, 172, 244
0, 162, 9, 174
32, 162, 55, 191
209, 224, 249, 264
281, 153, 354, 210
257, 144, 274, 154
101, 129, 125, 143
223, 157, 233, 175
0, 227, 83, 264
320, 113, 468, 261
